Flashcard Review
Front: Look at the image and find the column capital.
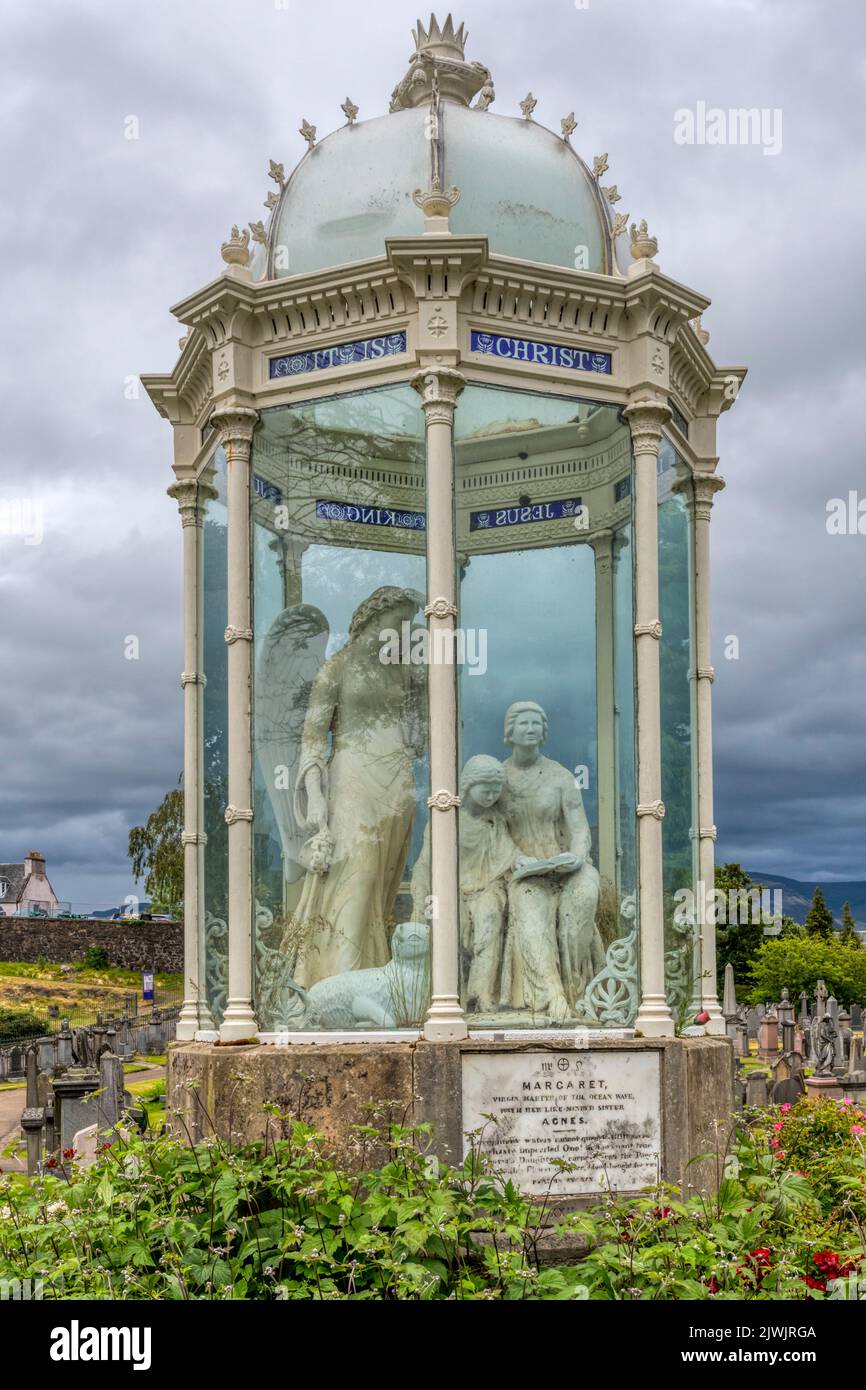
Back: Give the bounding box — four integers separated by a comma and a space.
411, 366, 466, 423
211, 406, 259, 453
691, 471, 726, 520
168, 479, 215, 527
623, 395, 670, 455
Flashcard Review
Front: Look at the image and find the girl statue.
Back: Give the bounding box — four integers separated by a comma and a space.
281, 585, 426, 987
412, 754, 517, 1013
501, 700, 604, 1016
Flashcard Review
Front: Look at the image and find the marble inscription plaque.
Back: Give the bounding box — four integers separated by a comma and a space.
462, 1050, 662, 1196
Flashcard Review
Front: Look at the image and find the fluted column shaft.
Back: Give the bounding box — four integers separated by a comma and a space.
692, 472, 726, 1033
412, 367, 468, 1041
624, 397, 675, 1036
168, 479, 215, 1038
213, 407, 259, 1041
590, 529, 616, 893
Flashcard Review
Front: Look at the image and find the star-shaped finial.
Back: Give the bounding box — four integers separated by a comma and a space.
561, 112, 577, 142
299, 119, 317, 149
341, 97, 359, 126
602, 185, 621, 204
268, 160, 285, 188
249, 220, 268, 247
264, 191, 278, 211
520, 92, 537, 120
593, 153, 609, 180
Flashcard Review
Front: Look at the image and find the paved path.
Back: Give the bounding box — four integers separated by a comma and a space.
0, 1064, 165, 1175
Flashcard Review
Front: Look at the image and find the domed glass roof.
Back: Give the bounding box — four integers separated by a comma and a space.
268, 18, 613, 280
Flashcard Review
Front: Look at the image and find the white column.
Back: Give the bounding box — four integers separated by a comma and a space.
692, 472, 726, 1034
590, 529, 616, 893
623, 397, 675, 1036
168, 479, 215, 1038
213, 407, 259, 1041
412, 367, 468, 1042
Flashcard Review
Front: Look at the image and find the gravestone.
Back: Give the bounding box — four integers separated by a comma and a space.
53, 1068, 100, 1154
798, 991, 810, 1027
745, 1007, 761, 1041
850, 1003, 862, 1031
771, 1074, 806, 1107
745, 1071, 770, 1108
815, 980, 828, 1021
850, 1035, 864, 1074
758, 1008, 779, 1061
777, 988, 794, 1027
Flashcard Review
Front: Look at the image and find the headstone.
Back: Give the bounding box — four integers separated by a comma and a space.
771, 1074, 806, 1107
723, 963, 737, 1020
850, 1035, 864, 1074
745, 1071, 770, 1108
798, 991, 810, 1027
461, 1049, 663, 1197
36, 1036, 55, 1072
737, 1023, 750, 1058
25, 1045, 39, 1109
758, 1008, 779, 1061
850, 1003, 862, 1031
745, 1007, 761, 1041
734, 1076, 747, 1111
793, 1025, 805, 1057
827, 998, 845, 1069
20, 1108, 44, 1176
53, 1069, 100, 1153
8, 1045, 22, 1077
777, 988, 794, 1027
815, 979, 828, 1021
56, 1025, 73, 1069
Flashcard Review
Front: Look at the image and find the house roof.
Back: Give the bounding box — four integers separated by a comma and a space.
0, 864, 27, 904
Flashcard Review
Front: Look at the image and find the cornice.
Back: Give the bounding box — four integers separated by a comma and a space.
144, 241, 744, 438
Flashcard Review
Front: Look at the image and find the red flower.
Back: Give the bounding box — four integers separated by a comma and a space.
803, 1275, 826, 1292
62, 1147, 76, 1160
45, 1158, 58, 1169
751, 1248, 772, 1267
654, 1206, 673, 1220
707, 1276, 719, 1295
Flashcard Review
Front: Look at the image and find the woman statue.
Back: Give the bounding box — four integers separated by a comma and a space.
501, 701, 603, 1016
412, 754, 517, 1013
281, 585, 426, 987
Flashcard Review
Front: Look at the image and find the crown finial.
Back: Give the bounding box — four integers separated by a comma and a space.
412, 13, 468, 61
221, 226, 250, 267
390, 15, 490, 110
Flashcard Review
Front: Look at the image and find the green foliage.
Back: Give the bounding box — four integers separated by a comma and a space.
753, 1096, 866, 1225
839, 902, 860, 948
748, 935, 866, 1007
128, 785, 183, 916
0, 1007, 43, 1044
805, 885, 834, 939
1, 1100, 864, 1301
74, 946, 110, 972
714, 863, 766, 988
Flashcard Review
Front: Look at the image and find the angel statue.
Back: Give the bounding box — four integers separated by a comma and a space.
268, 585, 426, 988
255, 603, 330, 887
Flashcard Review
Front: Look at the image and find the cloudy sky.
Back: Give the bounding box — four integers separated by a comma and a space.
0, 0, 863, 908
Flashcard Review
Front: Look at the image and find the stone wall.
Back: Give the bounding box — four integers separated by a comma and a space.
0, 918, 182, 973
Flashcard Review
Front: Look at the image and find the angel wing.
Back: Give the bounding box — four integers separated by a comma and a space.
255, 603, 329, 882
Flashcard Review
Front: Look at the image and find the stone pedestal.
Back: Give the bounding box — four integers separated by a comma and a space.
805, 1074, 843, 1101
168, 1035, 734, 1199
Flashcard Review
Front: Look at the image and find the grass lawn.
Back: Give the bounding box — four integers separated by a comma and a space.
0, 961, 181, 1020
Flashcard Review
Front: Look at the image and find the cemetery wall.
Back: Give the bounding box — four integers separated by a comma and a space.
0, 917, 182, 973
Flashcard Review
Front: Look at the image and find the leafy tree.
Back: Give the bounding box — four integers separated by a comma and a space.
839, 901, 861, 947
128, 786, 183, 916
714, 862, 765, 989
748, 935, 866, 1008
804, 885, 834, 939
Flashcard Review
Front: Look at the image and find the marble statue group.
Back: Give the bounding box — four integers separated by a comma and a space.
257, 586, 604, 1028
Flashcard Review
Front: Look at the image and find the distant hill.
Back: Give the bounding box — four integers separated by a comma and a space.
743, 872, 866, 929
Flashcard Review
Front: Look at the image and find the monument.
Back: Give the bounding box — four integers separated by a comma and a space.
144, 14, 743, 1196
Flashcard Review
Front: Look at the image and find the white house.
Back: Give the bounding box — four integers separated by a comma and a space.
0, 852, 59, 917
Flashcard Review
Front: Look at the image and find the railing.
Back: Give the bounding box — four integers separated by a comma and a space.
0, 988, 183, 1050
